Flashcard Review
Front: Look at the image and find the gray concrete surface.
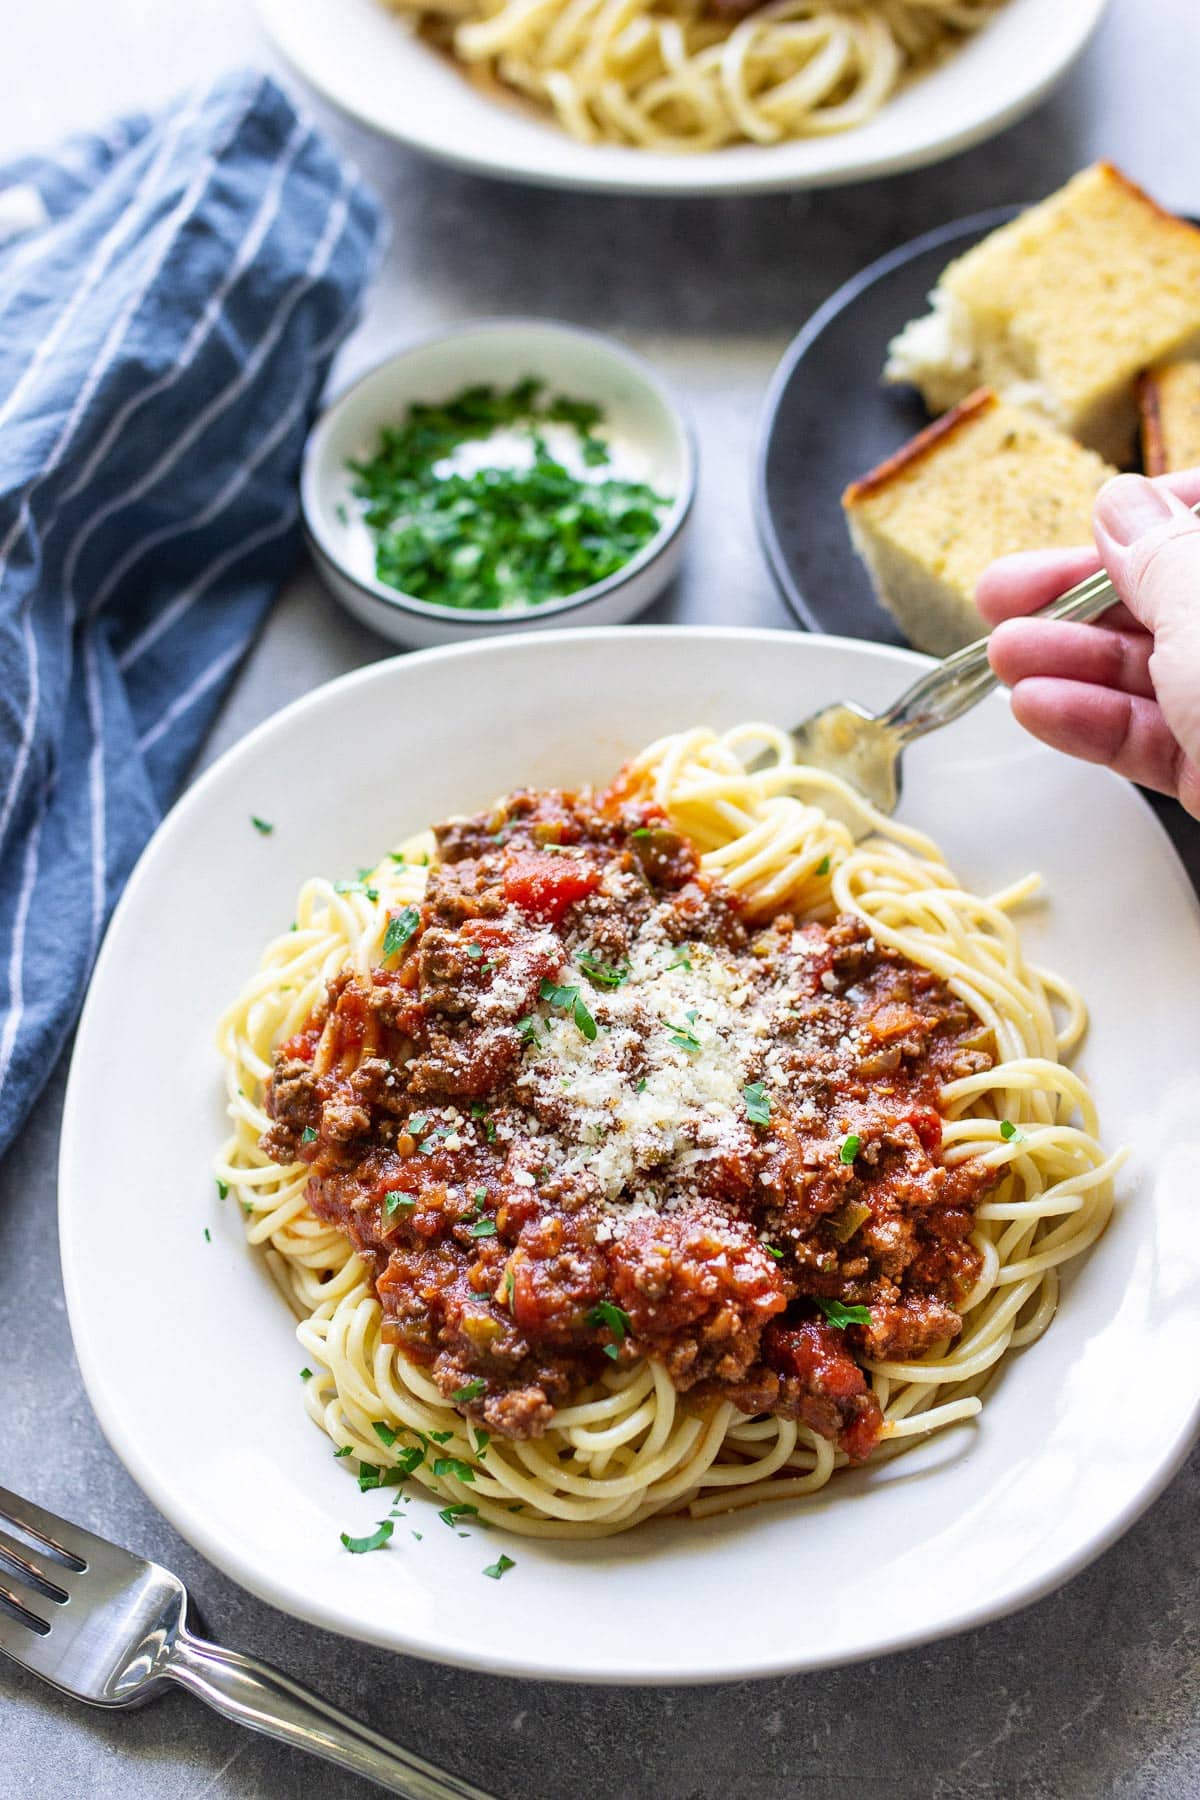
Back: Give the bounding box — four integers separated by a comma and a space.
4, 0, 1200, 1793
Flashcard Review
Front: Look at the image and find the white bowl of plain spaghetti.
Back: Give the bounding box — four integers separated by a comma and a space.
258, 0, 1110, 196
59, 628, 1200, 1682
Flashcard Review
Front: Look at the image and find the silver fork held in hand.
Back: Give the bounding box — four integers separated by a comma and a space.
877, 558, 1135, 750
785, 508, 1200, 825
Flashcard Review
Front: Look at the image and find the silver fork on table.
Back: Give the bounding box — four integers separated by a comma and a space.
0, 1483, 498, 1800
782, 503, 1200, 826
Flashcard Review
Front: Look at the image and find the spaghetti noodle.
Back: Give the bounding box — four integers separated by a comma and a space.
380, 0, 1009, 152
216, 724, 1118, 1538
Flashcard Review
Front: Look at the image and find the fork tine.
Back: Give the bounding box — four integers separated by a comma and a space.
0, 1527, 70, 1604
0, 1580, 50, 1636
0, 1483, 123, 1574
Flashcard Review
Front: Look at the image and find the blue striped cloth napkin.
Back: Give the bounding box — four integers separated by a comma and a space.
0, 69, 383, 1157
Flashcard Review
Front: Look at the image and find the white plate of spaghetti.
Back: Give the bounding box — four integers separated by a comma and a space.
257, 0, 1109, 194
60, 627, 1200, 1681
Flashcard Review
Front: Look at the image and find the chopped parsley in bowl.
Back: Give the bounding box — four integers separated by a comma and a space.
349, 379, 670, 612
300, 319, 695, 648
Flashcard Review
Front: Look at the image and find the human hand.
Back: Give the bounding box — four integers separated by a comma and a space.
977, 469, 1200, 821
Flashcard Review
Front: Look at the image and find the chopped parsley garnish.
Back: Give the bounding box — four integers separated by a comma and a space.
482, 1554, 515, 1580
630, 827, 653, 838
340, 1521, 393, 1555
473, 1187, 488, 1207
839, 1133, 862, 1164
539, 977, 596, 1042
453, 1378, 487, 1401
473, 1429, 490, 1456
347, 380, 668, 614
587, 1300, 631, 1341
743, 1082, 772, 1128
438, 1502, 478, 1529
466, 942, 484, 961
428, 1429, 454, 1444
215, 1178, 228, 1200
634, 1077, 647, 1093
301, 1126, 317, 1144
382, 906, 420, 958
577, 952, 629, 989
433, 1455, 477, 1484
372, 1421, 398, 1447
299, 1368, 313, 1381
334, 878, 379, 902
384, 1190, 414, 1216
409, 1113, 428, 1135
250, 815, 273, 835
333, 1445, 352, 1458
816, 855, 831, 877
665, 1021, 702, 1055
587, 1301, 631, 1356
517, 1014, 541, 1046
764, 1244, 784, 1260
816, 1297, 872, 1329
358, 1457, 418, 1492
1000, 1119, 1026, 1143
468, 1219, 497, 1238
666, 950, 692, 972
203, 1227, 211, 1243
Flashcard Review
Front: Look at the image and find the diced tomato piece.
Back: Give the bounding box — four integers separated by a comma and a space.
278, 1025, 318, 1063
764, 1317, 884, 1461
765, 1318, 865, 1400
907, 1106, 943, 1155
503, 849, 600, 925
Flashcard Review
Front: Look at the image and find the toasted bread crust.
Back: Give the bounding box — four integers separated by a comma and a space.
1138, 369, 1168, 478
842, 390, 998, 508
1093, 161, 1200, 245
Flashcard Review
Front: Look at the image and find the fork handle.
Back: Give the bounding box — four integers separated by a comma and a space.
877, 500, 1200, 746
166, 1627, 498, 1800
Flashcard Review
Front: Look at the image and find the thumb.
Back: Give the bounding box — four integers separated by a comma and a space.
1093, 474, 1200, 781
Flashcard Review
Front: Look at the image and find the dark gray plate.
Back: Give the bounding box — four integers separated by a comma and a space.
755, 207, 1020, 645
754, 207, 1200, 887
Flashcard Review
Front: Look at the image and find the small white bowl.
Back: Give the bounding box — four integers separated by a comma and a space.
301, 320, 696, 649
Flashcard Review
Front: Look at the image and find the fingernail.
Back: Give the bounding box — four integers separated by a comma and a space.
1095, 475, 1172, 547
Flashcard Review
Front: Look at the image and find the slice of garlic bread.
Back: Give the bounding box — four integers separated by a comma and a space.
843, 390, 1115, 657
886, 164, 1200, 467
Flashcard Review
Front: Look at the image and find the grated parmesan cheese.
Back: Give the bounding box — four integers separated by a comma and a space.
513, 918, 781, 1219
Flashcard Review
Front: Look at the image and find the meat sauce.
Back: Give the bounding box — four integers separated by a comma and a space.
262, 787, 995, 1460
